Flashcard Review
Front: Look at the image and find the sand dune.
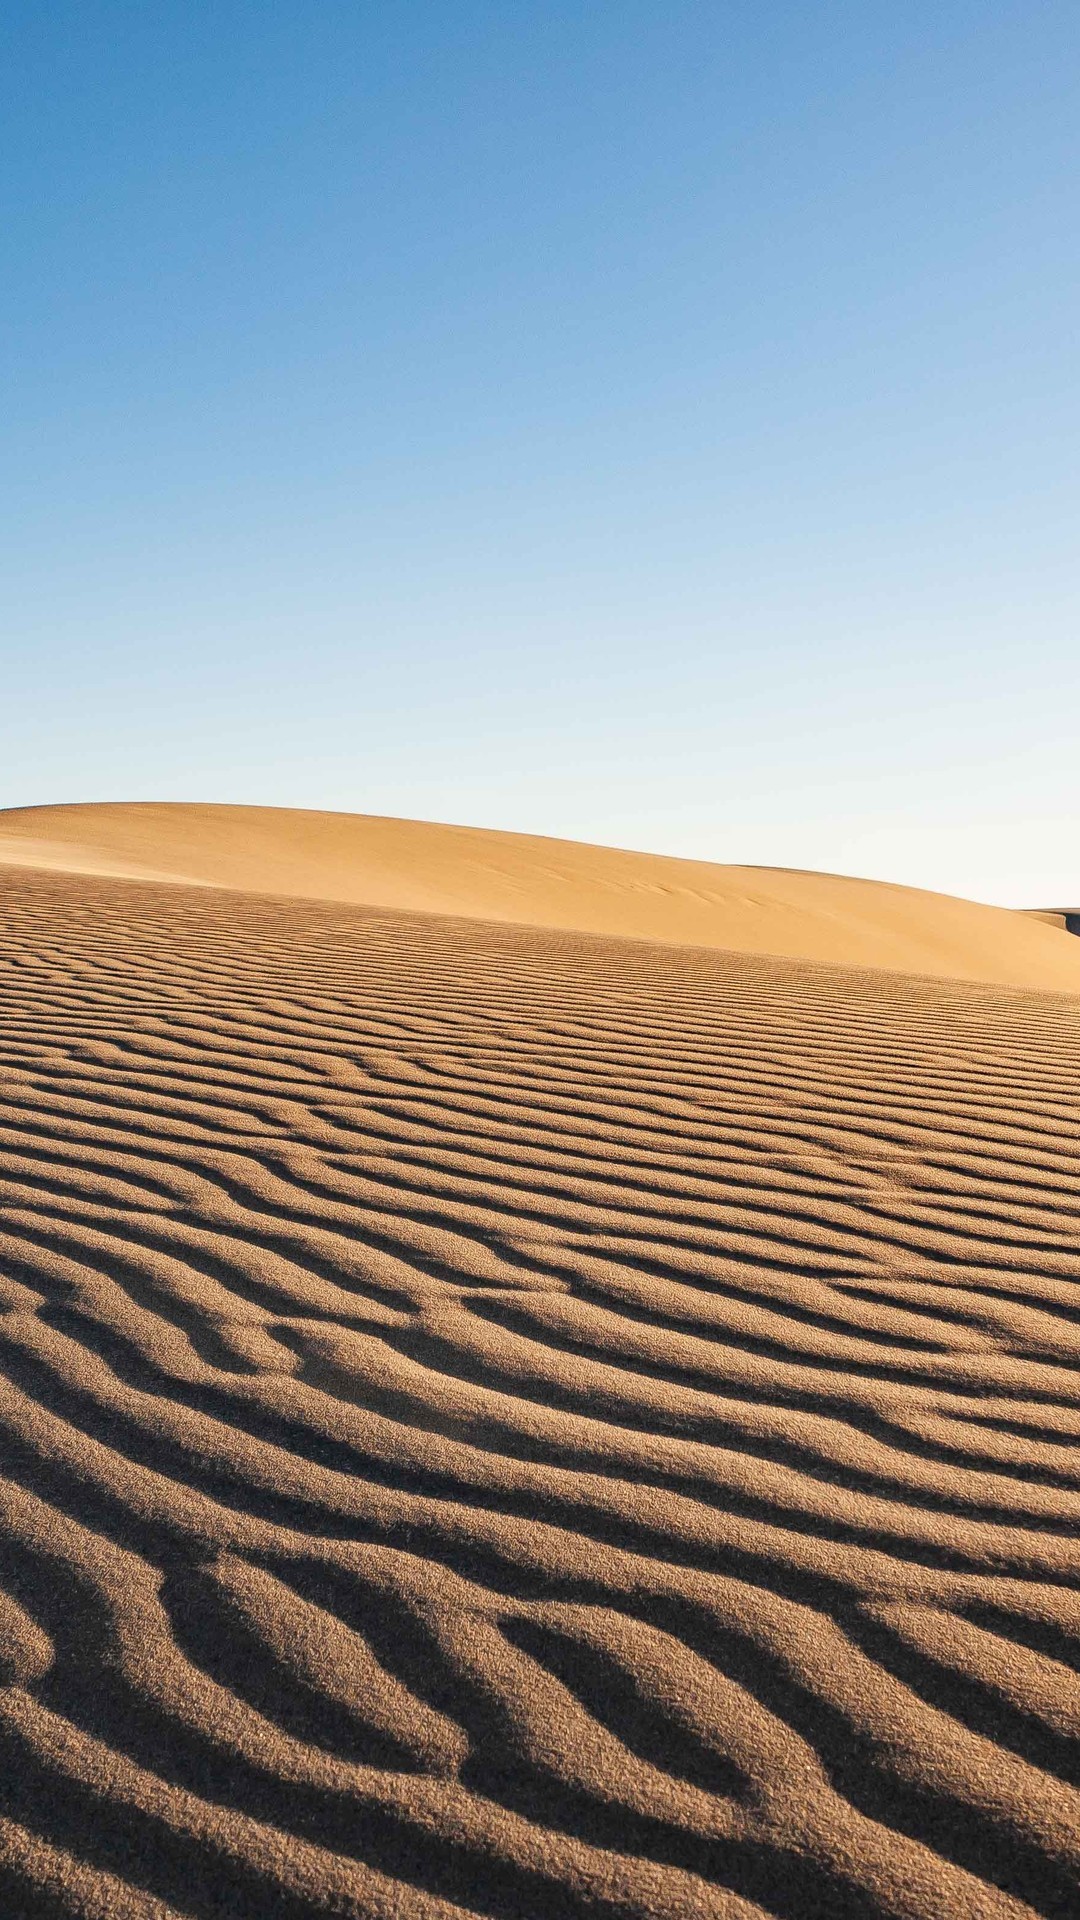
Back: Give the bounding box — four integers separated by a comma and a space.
2, 800, 1079, 992
1, 850, 1079, 1918
1025, 909, 1080, 935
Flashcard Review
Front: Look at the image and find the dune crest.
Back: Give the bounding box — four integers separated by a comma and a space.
1, 799, 1077, 992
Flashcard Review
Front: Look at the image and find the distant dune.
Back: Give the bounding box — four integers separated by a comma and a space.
2, 800, 1078, 992
1024, 907, 1080, 934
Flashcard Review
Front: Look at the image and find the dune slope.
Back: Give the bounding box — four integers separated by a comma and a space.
1, 862, 1080, 1917
2, 800, 1078, 992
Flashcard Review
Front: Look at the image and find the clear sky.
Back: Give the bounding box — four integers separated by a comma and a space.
2, 3, 1077, 905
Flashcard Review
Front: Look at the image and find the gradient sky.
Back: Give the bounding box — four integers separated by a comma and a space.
3, 3, 1077, 905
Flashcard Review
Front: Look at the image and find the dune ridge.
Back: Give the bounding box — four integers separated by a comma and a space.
2, 800, 1078, 993
1, 858, 1079, 1916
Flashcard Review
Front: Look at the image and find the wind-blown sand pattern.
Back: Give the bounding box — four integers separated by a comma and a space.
1, 856, 1080, 1918
3, 801, 1079, 993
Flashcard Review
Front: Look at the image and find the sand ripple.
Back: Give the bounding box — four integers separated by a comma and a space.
1, 870, 1079, 1917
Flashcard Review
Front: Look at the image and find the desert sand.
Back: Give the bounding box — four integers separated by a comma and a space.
2, 801, 1080, 993
1, 808, 1079, 1919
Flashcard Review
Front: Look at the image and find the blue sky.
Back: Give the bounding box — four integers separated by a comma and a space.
2, 3, 1077, 904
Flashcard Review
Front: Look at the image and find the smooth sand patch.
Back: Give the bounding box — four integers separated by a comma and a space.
2, 800, 1078, 992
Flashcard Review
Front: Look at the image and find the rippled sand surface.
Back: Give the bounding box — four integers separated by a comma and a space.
1, 865, 1079, 1918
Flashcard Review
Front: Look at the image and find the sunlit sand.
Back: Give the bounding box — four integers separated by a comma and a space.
1, 803, 1078, 1917
3, 800, 1078, 990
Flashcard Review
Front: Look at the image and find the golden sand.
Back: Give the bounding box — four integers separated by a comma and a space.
0, 808, 1078, 1917
2, 801, 1079, 992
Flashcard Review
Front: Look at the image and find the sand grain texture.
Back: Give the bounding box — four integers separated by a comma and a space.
1, 837, 1079, 1917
